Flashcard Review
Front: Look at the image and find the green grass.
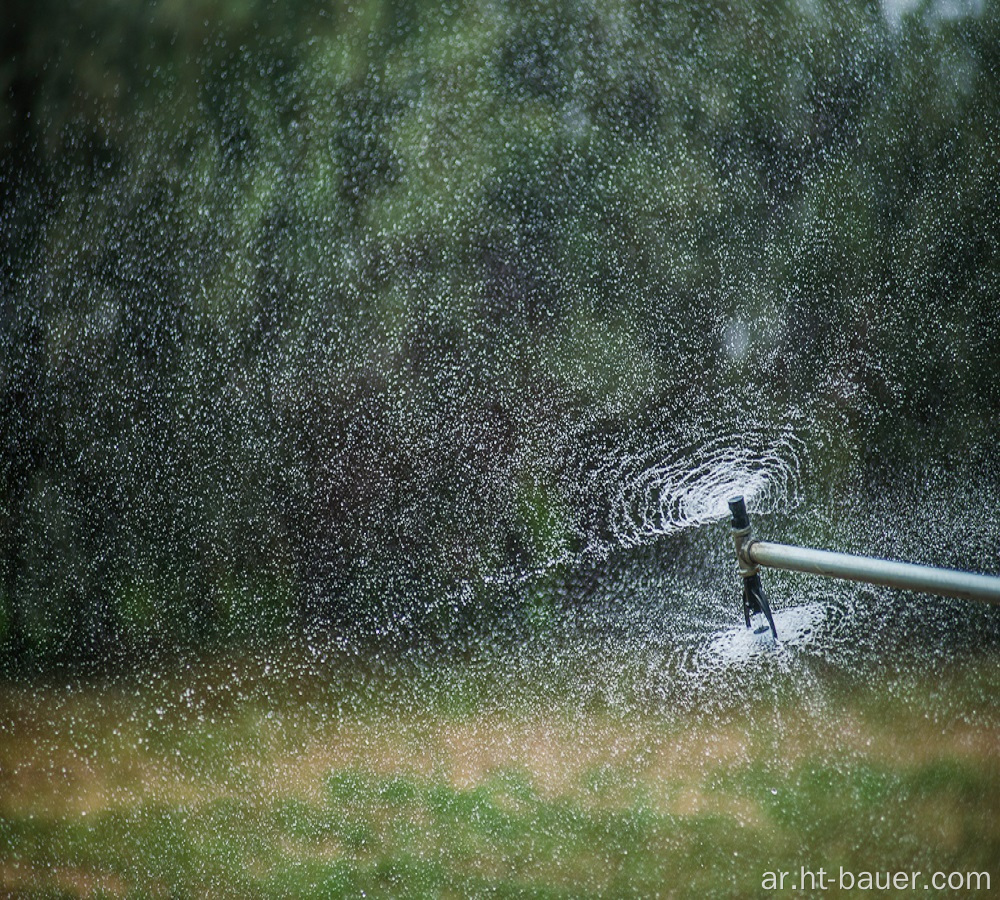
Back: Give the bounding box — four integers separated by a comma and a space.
2, 760, 997, 897
1, 648, 998, 897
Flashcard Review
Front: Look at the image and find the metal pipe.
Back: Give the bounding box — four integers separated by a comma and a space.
727, 494, 1000, 640
747, 540, 1000, 605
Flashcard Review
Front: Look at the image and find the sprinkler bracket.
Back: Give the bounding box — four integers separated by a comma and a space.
725, 494, 1000, 641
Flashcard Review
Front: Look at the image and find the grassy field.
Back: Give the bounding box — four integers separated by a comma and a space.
1, 644, 998, 898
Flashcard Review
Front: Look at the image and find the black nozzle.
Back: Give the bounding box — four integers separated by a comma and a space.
729, 496, 750, 530
742, 572, 777, 639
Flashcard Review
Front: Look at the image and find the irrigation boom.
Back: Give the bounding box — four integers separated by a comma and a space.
727, 496, 1000, 640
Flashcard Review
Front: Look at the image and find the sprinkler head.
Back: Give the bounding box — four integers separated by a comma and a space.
728, 495, 777, 640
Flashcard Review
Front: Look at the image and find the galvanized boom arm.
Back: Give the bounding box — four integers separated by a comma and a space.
727, 496, 1000, 638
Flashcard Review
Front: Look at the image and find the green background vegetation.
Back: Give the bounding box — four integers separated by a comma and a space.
2, 0, 999, 670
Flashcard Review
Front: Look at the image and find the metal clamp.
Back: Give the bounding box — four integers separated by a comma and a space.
731, 524, 759, 579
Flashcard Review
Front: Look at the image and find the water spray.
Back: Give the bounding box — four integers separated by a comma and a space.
727, 496, 1000, 640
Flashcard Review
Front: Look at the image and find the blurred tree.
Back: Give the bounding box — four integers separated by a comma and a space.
1, 0, 998, 671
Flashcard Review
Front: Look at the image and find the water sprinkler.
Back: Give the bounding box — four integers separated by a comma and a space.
729, 497, 777, 639
728, 496, 1000, 640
